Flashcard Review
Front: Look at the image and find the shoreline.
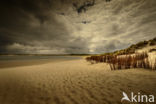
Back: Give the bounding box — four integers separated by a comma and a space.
0, 57, 82, 69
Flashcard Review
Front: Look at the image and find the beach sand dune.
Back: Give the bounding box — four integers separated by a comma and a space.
0, 59, 156, 104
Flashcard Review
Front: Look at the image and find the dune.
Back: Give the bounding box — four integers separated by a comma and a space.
0, 59, 156, 104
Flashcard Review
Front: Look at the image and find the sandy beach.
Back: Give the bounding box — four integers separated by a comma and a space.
0, 59, 156, 104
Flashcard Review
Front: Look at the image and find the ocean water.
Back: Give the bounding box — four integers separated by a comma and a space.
0, 55, 81, 61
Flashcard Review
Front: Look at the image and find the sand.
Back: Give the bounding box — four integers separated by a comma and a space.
0, 59, 156, 104
0, 59, 71, 68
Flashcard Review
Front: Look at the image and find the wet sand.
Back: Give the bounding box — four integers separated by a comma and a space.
0, 59, 67, 68
0, 59, 156, 104
0, 56, 81, 68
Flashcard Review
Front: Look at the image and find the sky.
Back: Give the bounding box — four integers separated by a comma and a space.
0, 0, 156, 54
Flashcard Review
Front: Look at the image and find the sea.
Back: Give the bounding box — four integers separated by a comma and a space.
0, 55, 81, 61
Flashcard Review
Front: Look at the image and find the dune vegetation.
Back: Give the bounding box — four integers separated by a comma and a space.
86, 37, 156, 70
100, 37, 156, 56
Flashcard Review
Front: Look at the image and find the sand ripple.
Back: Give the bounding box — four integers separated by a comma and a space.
0, 59, 156, 104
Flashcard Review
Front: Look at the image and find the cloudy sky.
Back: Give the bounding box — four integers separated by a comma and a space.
0, 0, 156, 54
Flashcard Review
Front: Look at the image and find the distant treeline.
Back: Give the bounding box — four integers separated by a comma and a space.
0, 54, 90, 56
0, 54, 68, 56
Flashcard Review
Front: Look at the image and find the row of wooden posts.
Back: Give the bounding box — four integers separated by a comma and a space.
86, 53, 156, 70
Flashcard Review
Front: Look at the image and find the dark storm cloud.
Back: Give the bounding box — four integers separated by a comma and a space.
0, 0, 51, 26
0, 0, 156, 54
0, 0, 91, 54
73, 0, 95, 13
0, 0, 70, 54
